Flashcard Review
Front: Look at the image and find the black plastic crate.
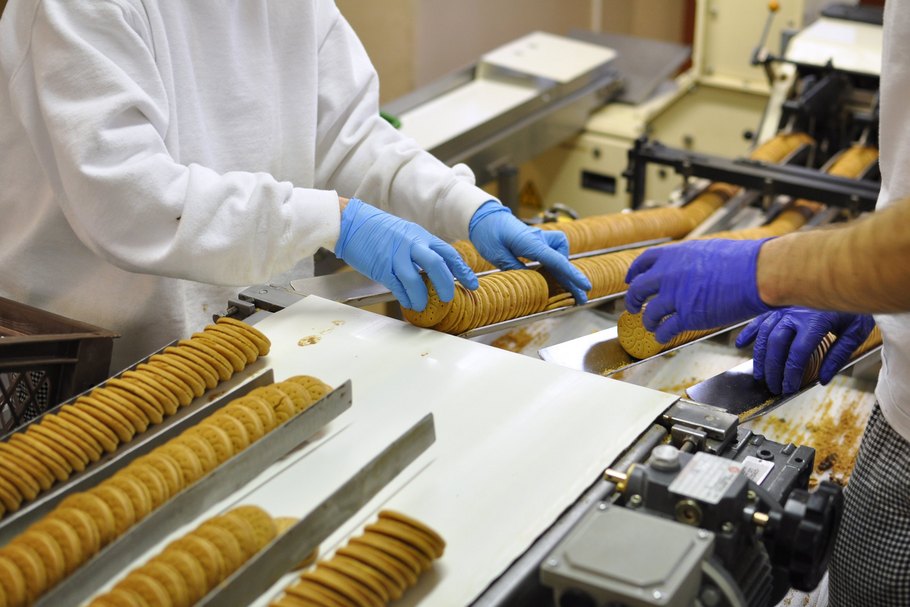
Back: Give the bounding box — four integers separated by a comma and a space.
0, 298, 117, 430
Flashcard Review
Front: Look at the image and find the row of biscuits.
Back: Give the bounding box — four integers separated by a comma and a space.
449, 132, 816, 272
271, 510, 445, 607
616, 144, 880, 360
0, 317, 271, 519
88, 505, 290, 607
0, 375, 333, 606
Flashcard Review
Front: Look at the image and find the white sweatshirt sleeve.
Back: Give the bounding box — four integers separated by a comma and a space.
9, 0, 340, 287
311, 3, 495, 243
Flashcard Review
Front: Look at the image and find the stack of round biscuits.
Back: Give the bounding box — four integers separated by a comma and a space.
0, 374, 332, 605
88, 504, 279, 606
271, 510, 445, 607
0, 318, 271, 521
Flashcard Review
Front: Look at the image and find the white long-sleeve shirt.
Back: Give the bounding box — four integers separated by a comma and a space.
0, 0, 491, 369
874, 1, 910, 443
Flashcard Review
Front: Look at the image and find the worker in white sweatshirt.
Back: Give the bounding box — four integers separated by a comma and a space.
0, 1, 591, 370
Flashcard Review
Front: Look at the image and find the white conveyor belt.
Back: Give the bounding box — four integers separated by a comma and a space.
86, 297, 675, 605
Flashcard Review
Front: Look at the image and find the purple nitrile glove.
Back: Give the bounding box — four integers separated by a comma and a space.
736, 308, 875, 394
335, 198, 478, 312
469, 201, 591, 304
624, 238, 773, 344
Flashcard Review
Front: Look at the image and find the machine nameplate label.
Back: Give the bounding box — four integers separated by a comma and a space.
740, 456, 774, 485
668, 452, 743, 504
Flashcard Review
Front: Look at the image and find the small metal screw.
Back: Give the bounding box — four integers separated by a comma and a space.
746, 490, 757, 501
652, 589, 663, 600
598, 502, 608, 511
721, 522, 734, 534
628, 494, 643, 508
259, 289, 268, 294
546, 558, 559, 568
697, 529, 710, 540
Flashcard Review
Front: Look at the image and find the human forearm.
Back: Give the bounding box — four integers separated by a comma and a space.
757, 199, 910, 312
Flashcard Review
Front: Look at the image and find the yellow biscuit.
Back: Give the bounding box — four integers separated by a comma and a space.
336, 543, 414, 590
269, 383, 311, 417
191, 525, 245, 576
41, 414, 103, 462
88, 588, 148, 607
105, 475, 153, 522
0, 473, 23, 513
191, 332, 246, 373
199, 415, 250, 455
176, 340, 233, 381
226, 398, 277, 433
105, 380, 166, 424
332, 554, 395, 602
151, 549, 207, 604
2, 543, 47, 604
30, 518, 83, 575
205, 514, 258, 560
377, 510, 446, 557
286, 579, 350, 607
26, 425, 86, 473
147, 355, 206, 398
47, 506, 101, 557
215, 317, 271, 356
307, 566, 378, 607
0, 442, 55, 490
284, 376, 331, 405
400, 278, 451, 328
161, 348, 219, 390
135, 561, 190, 607
90, 485, 137, 537
120, 464, 168, 509
171, 435, 218, 474
217, 405, 265, 442
321, 557, 389, 605
115, 572, 174, 607
183, 425, 234, 465
273, 517, 298, 534
350, 534, 425, 575
365, 520, 439, 561
0, 449, 40, 501
60, 403, 122, 452
157, 444, 204, 485
75, 395, 137, 441
14, 530, 65, 588
229, 505, 277, 549
0, 554, 27, 607
203, 324, 259, 364
121, 370, 181, 414
91, 387, 153, 433
136, 364, 194, 407
134, 454, 184, 499
167, 535, 225, 588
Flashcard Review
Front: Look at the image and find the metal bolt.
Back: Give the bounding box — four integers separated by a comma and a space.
546, 558, 559, 568
746, 490, 757, 501
697, 529, 710, 540
721, 522, 734, 534
259, 289, 268, 294
628, 494, 643, 508
653, 589, 663, 600
598, 502, 608, 511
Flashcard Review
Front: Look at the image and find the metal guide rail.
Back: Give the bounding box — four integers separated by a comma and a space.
36, 379, 354, 606
0, 345, 276, 541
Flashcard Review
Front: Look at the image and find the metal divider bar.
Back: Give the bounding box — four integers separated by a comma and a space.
35, 380, 353, 607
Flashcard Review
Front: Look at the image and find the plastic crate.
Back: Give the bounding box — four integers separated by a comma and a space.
0, 298, 117, 431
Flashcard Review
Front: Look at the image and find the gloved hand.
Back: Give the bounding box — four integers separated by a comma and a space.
335, 198, 478, 311
625, 238, 773, 343
469, 201, 592, 304
736, 308, 875, 394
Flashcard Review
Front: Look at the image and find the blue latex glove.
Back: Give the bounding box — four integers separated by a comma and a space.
736, 308, 875, 394
469, 201, 592, 304
625, 238, 773, 343
335, 198, 478, 312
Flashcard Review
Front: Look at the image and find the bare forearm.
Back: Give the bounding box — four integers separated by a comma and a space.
757, 198, 910, 313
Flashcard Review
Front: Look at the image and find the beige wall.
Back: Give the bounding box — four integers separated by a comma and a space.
337, 0, 687, 103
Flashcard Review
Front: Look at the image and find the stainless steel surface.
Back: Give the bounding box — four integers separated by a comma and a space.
36, 381, 353, 607
685, 346, 883, 421
0, 368, 275, 544
198, 413, 436, 607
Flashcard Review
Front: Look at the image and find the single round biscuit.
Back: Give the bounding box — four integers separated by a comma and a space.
0, 441, 55, 490
41, 414, 103, 462
134, 561, 190, 607
215, 317, 271, 356
115, 572, 174, 607
30, 518, 83, 575
120, 463, 169, 508
90, 485, 137, 537
400, 278, 452, 328
47, 506, 101, 557
183, 425, 234, 465
105, 475, 153, 522
166, 535, 225, 588
28, 424, 88, 473
161, 348, 218, 390
134, 454, 184, 499
228, 505, 277, 549
0, 554, 27, 607
284, 376, 331, 405
199, 415, 250, 455
14, 530, 66, 588
1, 543, 47, 604
268, 384, 309, 418
204, 514, 258, 560
171, 435, 218, 474
191, 525, 245, 576
151, 549, 207, 604
59, 403, 122, 451
157, 444, 204, 485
